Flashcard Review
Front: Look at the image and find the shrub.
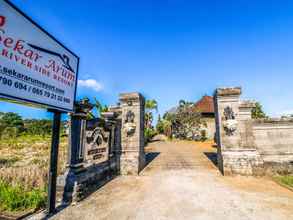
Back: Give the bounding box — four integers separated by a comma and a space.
144, 128, 157, 144
156, 119, 172, 137
0, 180, 46, 212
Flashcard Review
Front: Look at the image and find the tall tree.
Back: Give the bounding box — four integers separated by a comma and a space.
145, 99, 158, 128
0, 112, 24, 138
251, 102, 266, 119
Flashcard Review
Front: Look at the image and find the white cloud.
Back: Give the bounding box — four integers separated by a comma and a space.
78, 79, 103, 92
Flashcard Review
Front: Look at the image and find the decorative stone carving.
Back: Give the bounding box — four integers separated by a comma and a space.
119, 92, 145, 175
223, 106, 238, 136
84, 127, 109, 164
124, 110, 136, 136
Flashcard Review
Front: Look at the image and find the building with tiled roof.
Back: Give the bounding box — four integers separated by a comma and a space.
192, 95, 215, 139
192, 95, 215, 116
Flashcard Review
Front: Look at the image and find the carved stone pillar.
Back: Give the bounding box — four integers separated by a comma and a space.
119, 93, 145, 175
214, 87, 263, 176
68, 98, 93, 169
214, 87, 241, 152
57, 98, 93, 203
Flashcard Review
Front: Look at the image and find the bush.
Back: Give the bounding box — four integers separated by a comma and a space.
144, 128, 157, 144
156, 118, 172, 137
0, 112, 68, 139
0, 180, 46, 212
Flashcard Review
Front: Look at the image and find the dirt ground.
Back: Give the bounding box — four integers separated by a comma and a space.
51, 140, 293, 220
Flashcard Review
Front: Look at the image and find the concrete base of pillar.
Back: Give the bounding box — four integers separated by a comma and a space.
57, 158, 118, 203
220, 150, 264, 176
120, 151, 145, 175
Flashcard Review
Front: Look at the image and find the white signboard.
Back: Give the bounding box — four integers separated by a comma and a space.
0, 0, 78, 112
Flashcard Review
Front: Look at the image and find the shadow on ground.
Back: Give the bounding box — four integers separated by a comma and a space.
144, 152, 160, 167
204, 152, 218, 167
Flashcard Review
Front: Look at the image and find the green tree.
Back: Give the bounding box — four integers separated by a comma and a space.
156, 114, 172, 136
0, 112, 24, 138
156, 115, 163, 133
87, 98, 109, 119
24, 119, 52, 136
0, 112, 5, 137
162, 100, 205, 140
145, 99, 158, 129
179, 100, 193, 108
251, 102, 266, 119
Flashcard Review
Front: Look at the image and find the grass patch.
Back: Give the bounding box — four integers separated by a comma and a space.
0, 135, 51, 150
274, 175, 293, 189
0, 180, 46, 213
0, 134, 67, 213
0, 157, 19, 167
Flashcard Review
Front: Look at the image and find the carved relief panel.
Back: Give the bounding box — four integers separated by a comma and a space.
222, 106, 238, 136
84, 119, 110, 165
123, 110, 136, 137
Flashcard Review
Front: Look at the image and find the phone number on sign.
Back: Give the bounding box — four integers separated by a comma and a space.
0, 75, 70, 104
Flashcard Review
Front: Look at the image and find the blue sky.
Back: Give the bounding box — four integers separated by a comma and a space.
2, 0, 293, 119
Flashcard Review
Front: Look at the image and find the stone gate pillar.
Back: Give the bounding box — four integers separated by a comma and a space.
214, 87, 263, 176
119, 93, 145, 175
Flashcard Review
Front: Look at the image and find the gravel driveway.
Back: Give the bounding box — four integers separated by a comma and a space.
52, 140, 293, 220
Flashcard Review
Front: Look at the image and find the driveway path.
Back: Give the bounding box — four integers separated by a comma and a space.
52, 141, 293, 220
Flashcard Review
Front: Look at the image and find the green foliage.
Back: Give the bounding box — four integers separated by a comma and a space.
0, 112, 24, 138
162, 100, 206, 140
163, 112, 176, 123
0, 112, 68, 139
144, 128, 157, 144
145, 99, 158, 129
0, 180, 46, 212
156, 115, 172, 137
156, 115, 164, 134
178, 100, 193, 108
87, 98, 109, 119
145, 99, 158, 112
1, 112, 24, 128
23, 119, 52, 136
251, 102, 266, 119
274, 175, 293, 188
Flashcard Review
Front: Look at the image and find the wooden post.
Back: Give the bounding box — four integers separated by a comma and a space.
47, 111, 61, 214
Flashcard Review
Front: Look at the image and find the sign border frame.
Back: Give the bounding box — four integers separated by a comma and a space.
1, 0, 80, 113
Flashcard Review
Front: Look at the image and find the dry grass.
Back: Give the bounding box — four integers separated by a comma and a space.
0, 166, 48, 191
0, 135, 68, 191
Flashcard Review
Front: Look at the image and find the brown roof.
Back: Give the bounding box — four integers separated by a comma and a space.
193, 95, 214, 114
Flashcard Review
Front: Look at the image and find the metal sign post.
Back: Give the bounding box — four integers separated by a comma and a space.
47, 111, 61, 214
0, 1, 79, 215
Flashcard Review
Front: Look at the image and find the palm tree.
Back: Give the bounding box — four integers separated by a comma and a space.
145, 99, 158, 129
145, 99, 158, 112
87, 97, 108, 119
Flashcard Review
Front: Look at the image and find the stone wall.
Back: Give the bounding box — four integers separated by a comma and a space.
252, 119, 293, 174
214, 87, 293, 176
57, 93, 145, 203
203, 117, 215, 140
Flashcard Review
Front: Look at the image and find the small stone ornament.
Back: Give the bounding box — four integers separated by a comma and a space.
223, 106, 238, 136
124, 111, 136, 136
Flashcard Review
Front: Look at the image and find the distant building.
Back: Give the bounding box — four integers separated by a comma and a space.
192, 95, 215, 139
